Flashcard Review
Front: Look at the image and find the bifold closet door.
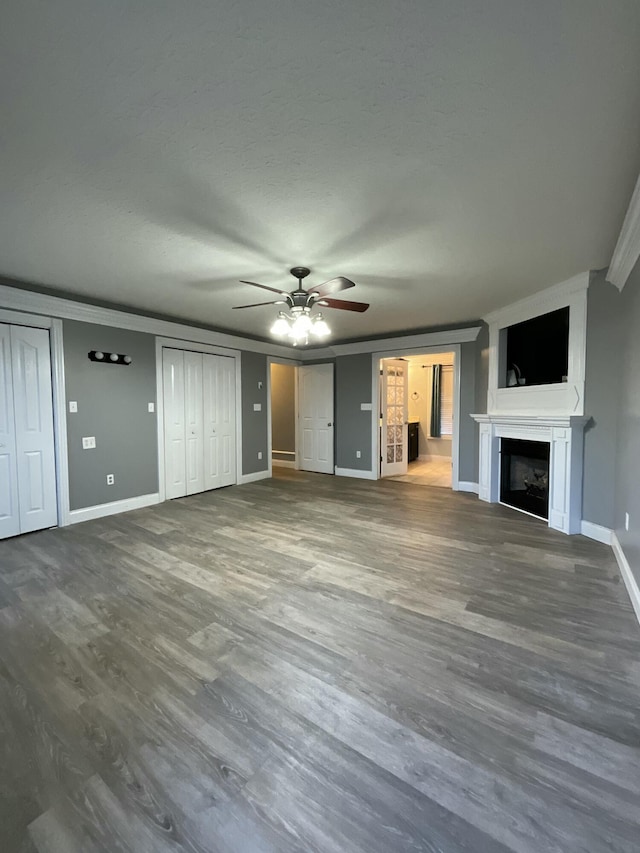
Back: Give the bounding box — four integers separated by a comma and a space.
203, 354, 236, 490
184, 351, 204, 495
0, 325, 20, 538
0, 324, 57, 539
163, 348, 187, 499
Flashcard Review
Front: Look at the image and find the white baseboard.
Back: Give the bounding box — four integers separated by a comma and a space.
239, 470, 271, 484
68, 492, 161, 525
457, 481, 479, 494
272, 459, 296, 468
335, 467, 377, 480
580, 520, 613, 545
612, 532, 640, 626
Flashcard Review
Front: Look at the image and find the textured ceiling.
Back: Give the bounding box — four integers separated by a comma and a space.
2, 0, 640, 344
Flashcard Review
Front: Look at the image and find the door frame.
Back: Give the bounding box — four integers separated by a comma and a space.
0, 309, 70, 527
266, 355, 301, 477
371, 344, 462, 489
155, 337, 242, 502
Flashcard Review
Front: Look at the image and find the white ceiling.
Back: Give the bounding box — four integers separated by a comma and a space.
2, 1, 640, 344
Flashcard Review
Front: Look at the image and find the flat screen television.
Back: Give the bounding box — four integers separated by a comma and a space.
503, 306, 569, 387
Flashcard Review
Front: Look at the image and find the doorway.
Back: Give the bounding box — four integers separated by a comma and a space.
269, 362, 297, 470
378, 351, 457, 488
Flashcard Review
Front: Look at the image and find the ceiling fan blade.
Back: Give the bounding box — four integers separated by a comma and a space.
317, 297, 369, 313
232, 300, 283, 309
240, 280, 290, 296
308, 276, 356, 296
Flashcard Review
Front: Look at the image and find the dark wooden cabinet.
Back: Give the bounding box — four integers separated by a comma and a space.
408, 422, 419, 463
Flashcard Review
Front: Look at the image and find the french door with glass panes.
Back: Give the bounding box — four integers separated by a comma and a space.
380, 358, 408, 477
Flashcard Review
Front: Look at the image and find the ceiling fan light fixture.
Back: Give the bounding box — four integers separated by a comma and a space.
270, 314, 290, 337
311, 316, 330, 337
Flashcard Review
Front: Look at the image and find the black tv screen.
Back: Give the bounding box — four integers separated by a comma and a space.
504, 306, 569, 387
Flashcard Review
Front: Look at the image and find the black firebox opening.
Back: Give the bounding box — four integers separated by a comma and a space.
500, 438, 550, 520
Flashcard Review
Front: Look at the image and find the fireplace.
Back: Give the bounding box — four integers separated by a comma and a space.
500, 438, 550, 520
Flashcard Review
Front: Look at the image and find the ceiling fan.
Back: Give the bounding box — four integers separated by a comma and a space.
232, 266, 369, 314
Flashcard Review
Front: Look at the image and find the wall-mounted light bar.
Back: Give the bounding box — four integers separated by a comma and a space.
88, 351, 132, 365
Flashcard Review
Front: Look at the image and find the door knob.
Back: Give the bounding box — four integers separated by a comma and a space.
328, 422, 333, 427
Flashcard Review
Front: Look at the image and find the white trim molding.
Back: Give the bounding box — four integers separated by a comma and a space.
68, 493, 160, 525
580, 520, 613, 545
458, 481, 479, 494
607, 171, 640, 291
323, 326, 481, 358
239, 470, 271, 484
334, 467, 377, 480
484, 273, 589, 418
0, 283, 297, 358
612, 533, 640, 626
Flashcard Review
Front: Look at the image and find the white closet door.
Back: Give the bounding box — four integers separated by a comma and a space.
0, 325, 20, 539
184, 351, 204, 495
203, 354, 236, 490
163, 349, 187, 499
10, 325, 58, 534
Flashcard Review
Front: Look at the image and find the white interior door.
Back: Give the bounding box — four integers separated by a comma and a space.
0, 325, 20, 539
381, 358, 408, 478
184, 351, 204, 495
163, 349, 187, 499
299, 364, 334, 474
203, 354, 236, 490
10, 325, 58, 534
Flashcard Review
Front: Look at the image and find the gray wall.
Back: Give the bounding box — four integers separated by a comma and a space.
457, 340, 479, 483
241, 351, 268, 475
582, 272, 624, 529
335, 354, 372, 471
63, 320, 158, 510
270, 363, 296, 459
613, 259, 640, 590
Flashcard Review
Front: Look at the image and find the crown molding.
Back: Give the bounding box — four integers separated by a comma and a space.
607, 172, 640, 291
483, 272, 589, 328
0, 284, 298, 358
312, 326, 482, 357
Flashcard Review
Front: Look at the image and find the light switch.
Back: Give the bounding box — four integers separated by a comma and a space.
148, 402, 155, 413
253, 403, 262, 411
69, 401, 78, 413
82, 436, 96, 449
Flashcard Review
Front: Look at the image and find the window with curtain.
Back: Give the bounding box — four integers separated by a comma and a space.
440, 364, 454, 435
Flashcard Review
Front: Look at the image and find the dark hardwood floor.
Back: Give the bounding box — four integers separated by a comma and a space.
1, 470, 639, 853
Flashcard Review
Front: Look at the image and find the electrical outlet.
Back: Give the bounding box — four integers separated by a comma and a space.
257, 451, 263, 460
148, 402, 155, 413
106, 474, 115, 485
253, 402, 262, 411
82, 436, 96, 449
625, 512, 630, 531
356, 450, 361, 459
68, 401, 78, 413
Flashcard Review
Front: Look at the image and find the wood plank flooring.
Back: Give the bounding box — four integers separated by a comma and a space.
1, 469, 639, 853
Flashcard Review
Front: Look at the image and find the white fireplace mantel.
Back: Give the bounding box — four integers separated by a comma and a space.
470, 414, 590, 535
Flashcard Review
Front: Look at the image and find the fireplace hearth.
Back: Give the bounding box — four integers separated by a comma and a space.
500, 438, 550, 520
